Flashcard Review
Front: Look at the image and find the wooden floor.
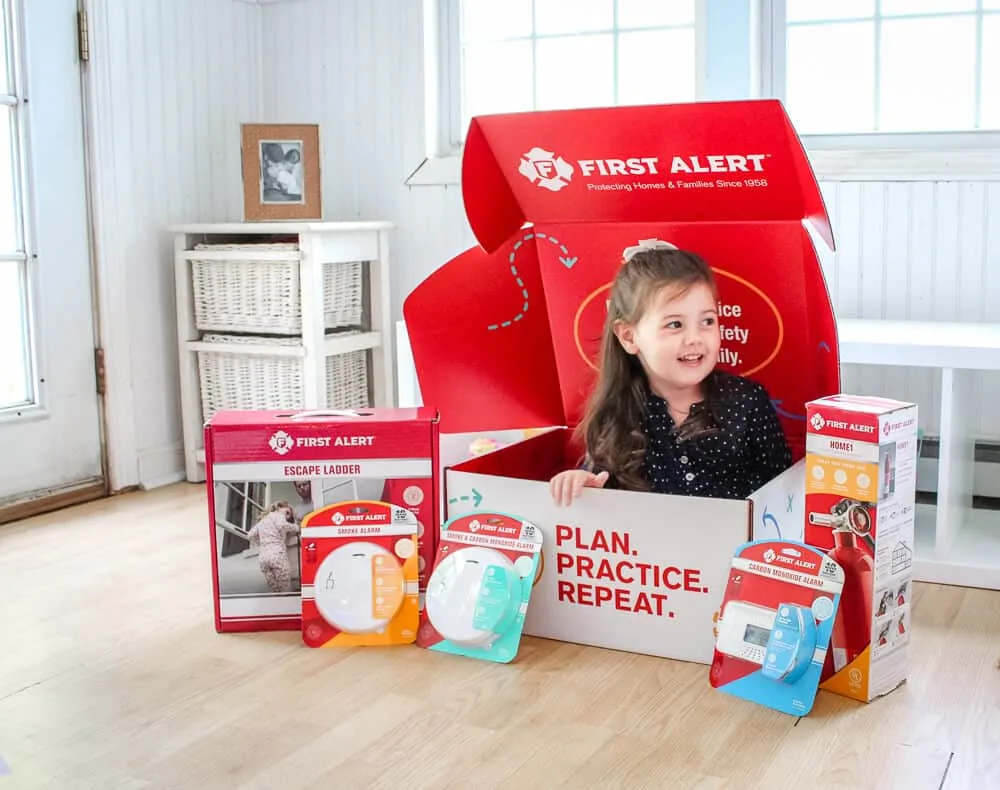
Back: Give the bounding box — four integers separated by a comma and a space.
1, 483, 999, 789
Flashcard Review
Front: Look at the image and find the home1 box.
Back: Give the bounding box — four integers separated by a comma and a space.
403, 99, 842, 664
803, 394, 918, 702
204, 407, 440, 633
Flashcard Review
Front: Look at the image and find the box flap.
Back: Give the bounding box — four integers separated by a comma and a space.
205, 407, 438, 428
402, 245, 566, 432
807, 394, 914, 414
462, 99, 834, 254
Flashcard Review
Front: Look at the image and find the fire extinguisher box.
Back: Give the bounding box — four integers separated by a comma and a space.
404, 99, 842, 665
204, 407, 440, 633
803, 394, 918, 702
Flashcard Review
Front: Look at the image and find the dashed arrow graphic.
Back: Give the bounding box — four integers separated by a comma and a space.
487, 232, 577, 331
448, 488, 483, 508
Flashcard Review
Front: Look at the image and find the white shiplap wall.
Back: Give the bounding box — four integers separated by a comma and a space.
88, 0, 1000, 490
257, 0, 474, 315
257, 0, 1000, 442
819, 181, 1000, 440
88, 0, 262, 488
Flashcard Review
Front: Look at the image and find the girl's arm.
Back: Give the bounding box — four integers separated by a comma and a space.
247, 524, 260, 547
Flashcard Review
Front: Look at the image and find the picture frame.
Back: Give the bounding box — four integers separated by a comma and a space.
240, 123, 322, 221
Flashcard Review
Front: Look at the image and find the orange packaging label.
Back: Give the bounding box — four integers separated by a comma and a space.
821, 647, 871, 702
806, 455, 879, 502
372, 555, 406, 621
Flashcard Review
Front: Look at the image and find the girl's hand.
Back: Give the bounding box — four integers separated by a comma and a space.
549, 469, 609, 506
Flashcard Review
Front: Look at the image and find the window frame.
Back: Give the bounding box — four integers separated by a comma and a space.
437, 0, 701, 154
0, 0, 38, 414
763, 0, 1000, 143
411, 0, 1000, 186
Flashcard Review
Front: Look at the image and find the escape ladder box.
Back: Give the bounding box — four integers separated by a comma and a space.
404, 99, 841, 664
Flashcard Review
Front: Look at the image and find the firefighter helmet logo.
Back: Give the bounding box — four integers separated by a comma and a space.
518, 147, 574, 192
810, 412, 826, 431
269, 430, 294, 455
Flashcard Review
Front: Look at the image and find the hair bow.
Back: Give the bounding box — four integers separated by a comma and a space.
622, 238, 678, 261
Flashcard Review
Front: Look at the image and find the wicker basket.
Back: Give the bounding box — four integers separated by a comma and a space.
196, 333, 371, 422
190, 242, 365, 335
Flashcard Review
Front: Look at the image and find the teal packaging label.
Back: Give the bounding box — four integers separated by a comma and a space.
473, 565, 512, 631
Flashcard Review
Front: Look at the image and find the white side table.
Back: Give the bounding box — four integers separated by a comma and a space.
170, 221, 395, 483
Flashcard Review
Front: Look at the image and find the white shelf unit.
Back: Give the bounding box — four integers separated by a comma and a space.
838, 318, 1000, 590
171, 221, 395, 483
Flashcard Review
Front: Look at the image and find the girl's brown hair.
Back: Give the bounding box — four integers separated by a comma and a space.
575, 246, 721, 491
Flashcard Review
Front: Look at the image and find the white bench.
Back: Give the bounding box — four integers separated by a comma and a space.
838, 319, 1000, 590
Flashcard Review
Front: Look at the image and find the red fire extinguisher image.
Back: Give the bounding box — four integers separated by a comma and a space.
809, 498, 876, 551
808, 498, 875, 680
826, 524, 874, 674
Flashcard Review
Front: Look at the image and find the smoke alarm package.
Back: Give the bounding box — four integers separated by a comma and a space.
301, 500, 420, 647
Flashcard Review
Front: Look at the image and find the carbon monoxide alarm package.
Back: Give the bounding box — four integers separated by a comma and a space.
417, 511, 543, 663
709, 539, 845, 717
300, 500, 420, 647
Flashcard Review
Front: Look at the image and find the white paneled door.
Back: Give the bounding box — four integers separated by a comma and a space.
0, 0, 104, 507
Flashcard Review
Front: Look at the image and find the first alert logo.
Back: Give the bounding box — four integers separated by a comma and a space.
518, 147, 574, 192
269, 430, 294, 455
267, 431, 375, 455
517, 146, 770, 192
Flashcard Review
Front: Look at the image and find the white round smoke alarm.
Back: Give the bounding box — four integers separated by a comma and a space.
313, 541, 404, 634
425, 547, 520, 647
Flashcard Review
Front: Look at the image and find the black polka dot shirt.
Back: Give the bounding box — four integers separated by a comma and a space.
642, 372, 792, 500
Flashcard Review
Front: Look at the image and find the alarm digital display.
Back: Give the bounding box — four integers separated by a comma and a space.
744, 623, 771, 647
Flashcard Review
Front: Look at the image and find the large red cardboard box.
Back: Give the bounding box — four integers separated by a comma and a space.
205, 408, 440, 633
404, 99, 840, 664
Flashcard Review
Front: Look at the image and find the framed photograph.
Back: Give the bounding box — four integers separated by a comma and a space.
240, 123, 322, 221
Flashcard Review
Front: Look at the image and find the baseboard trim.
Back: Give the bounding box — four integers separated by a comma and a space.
916, 491, 1000, 511
0, 478, 107, 526
137, 442, 186, 490
917, 437, 1000, 500
918, 437, 1000, 464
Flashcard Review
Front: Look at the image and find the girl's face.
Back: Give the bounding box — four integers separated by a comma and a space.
614, 280, 721, 397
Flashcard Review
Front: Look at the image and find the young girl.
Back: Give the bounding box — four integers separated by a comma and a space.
247, 501, 300, 593
550, 239, 792, 506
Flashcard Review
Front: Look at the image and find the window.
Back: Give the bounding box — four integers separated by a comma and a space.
775, 0, 1000, 135
443, 0, 697, 148
418, 0, 1000, 185
0, 0, 31, 411
218, 482, 266, 557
